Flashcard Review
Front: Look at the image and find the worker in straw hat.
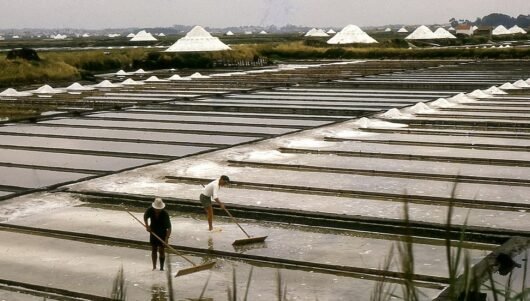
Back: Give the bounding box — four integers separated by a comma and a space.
144, 198, 172, 271
199, 175, 230, 231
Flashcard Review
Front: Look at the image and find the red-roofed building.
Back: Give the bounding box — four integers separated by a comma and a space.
456, 24, 474, 36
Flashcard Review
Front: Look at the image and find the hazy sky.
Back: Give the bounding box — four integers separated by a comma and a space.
1, 0, 529, 29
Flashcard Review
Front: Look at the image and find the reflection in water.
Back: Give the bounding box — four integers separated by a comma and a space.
150, 285, 167, 301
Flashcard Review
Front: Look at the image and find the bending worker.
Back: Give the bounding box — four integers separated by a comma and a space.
199, 175, 230, 231
144, 198, 172, 271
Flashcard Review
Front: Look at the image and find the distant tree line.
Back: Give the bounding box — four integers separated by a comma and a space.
450, 13, 530, 28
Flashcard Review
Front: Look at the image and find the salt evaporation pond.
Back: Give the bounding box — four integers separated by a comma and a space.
41, 118, 293, 135
0, 166, 90, 188
0, 124, 255, 145
0, 148, 156, 171
87, 111, 327, 127
0, 134, 211, 157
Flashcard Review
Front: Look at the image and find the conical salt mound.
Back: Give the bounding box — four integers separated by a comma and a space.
484, 86, 507, 95
126, 33, 135, 38
121, 78, 144, 85
509, 25, 527, 34
33, 84, 64, 94
165, 25, 230, 52
94, 80, 123, 88
189, 72, 210, 79
406, 102, 433, 114
0, 88, 32, 97
305, 28, 329, 37
116, 70, 129, 76
384, 28, 392, 32
513, 80, 530, 88
133, 68, 150, 74
405, 25, 437, 40
467, 89, 491, 98
492, 25, 511, 36
327, 29, 336, 34
429, 98, 454, 108
66, 82, 95, 91
397, 27, 408, 33
499, 82, 520, 90
327, 24, 378, 44
145, 76, 167, 82
130, 30, 157, 41
225, 31, 234, 36
433, 27, 456, 39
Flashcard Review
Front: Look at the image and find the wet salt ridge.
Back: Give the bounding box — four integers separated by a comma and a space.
1, 60, 530, 300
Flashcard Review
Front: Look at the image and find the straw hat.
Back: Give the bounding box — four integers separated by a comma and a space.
152, 198, 166, 209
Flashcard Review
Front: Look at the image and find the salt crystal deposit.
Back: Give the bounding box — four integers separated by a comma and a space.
405, 25, 437, 40
380, 108, 408, 119
121, 78, 144, 85
508, 25, 527, 35
0, 88, 33, 97
327, 24, 378, 44
405, 102, 434, 114
433, 27, 456, 39
130, 30, 157, 41
189, 72, 210, 79
225, 31, 234, 36
492, 25, 511, 36
499, 82, 520, 90
305, 28, 329, 37
93, 80, 123, 88
397, 27, 408, 33
484, 86, 508, 95
133, 69, 150, 74
513, 80, 530, 88
33, 85, 64, 94
144, 76, 168, 82
429, 98, 455, 108
467, 89, 491, 98
65, 82, 95, 91
165, 25, 230, 52
448, 93, 476, 103
327, 29, 336, 34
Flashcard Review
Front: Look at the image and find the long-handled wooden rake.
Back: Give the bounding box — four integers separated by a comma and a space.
221, 207, 268, 246
126, 210, 216, 277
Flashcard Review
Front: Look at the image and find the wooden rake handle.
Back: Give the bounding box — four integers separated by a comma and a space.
126, 210, 196, 266
222, 207, 252, 239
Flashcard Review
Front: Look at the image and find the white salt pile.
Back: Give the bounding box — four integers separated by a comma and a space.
66, 82, 95, 91
405, 25, 437, 40
429, 98, 455, 108
467, 89, 491, 98
93, 80, 123, 88
353, 117, 408, 129
405, 102, 434, 114
433, 27, 456, 39
499, 82, 520, 90
327, 29, 336, 34
508, 25, 527, 34
513, 80, 530, 88
327, 24, 378, 44
189, 72, 210, 79
448, 93, 476, 103
397, 27, 408, 33
165, 25, 230, 52
121, 78, 144, 85
305, 28, 329, 37
492, 25, 511, 36
484, 86, 508, 95
380, 108, 409, 119
144, 76, 168, 82
225, 31, 234, 36
116, 70, 130, 76
130, 30, 157, 41
133, 69, 150, 74
0, 88, 32, 97
33, 85, 64, 94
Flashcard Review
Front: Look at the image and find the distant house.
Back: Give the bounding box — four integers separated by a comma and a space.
475, 26, 493, 36
455, 24, 473, 36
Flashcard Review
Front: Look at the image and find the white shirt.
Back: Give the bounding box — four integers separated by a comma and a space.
202, 179, 220, 199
